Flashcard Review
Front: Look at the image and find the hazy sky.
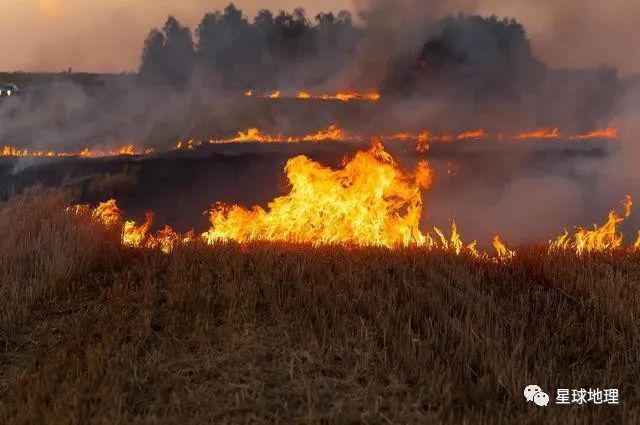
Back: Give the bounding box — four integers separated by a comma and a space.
2, 0, 639, 74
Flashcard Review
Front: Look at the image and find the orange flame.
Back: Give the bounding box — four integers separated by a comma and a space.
68, 141, 637, 260
295, 90, 381, 102
570, 127, 619, 140
493, 235, 515, 260
550, 196, 632, 255
68, 200, 193, 254
208, 124, 353, 144
433, 221, 479, 257
456, 129, 488, 141
249, 90, 381, 102
92, 199, 122, 226
515, 127, 560, 140
3, 125, 620, 159
175, 139, 202, 150
122, 212, 153, 248
1, 144, 153, 158
202, 140, 431, 247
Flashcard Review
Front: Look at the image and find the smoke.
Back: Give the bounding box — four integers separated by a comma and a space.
354, 0, 640, 74
2, 1, 640, 244
474, 0, 640, 74
347, 0, 640, 243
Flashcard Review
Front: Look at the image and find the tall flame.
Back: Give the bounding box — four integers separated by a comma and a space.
493, 235, 515, 260
433, 221, 479, 257
202, 140, 431, 247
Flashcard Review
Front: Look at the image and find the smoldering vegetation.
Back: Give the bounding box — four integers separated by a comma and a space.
1, 187, 639, 423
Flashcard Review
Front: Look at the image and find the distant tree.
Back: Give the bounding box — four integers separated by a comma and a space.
140, 29, 166, 81
140, 4, 361, 88
383, 15, 545, 98
336, 10, 353, 26
315, 12, 335, 29
196, 4, 255, 87
272, 8, 315, 59
254, 9, 274, 42
139, 17, 194, 84
162, 17, 195, 82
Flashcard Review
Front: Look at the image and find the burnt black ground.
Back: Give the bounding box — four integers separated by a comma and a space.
1, 138, 635, 245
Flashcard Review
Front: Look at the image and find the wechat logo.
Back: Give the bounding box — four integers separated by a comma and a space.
524, 385, 550, 407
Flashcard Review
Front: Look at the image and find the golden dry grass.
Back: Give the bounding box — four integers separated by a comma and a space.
1, 188, 639, 424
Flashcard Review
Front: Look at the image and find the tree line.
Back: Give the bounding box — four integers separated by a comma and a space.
139, 3, 360, 88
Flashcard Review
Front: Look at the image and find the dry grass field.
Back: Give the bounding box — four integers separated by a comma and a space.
1, 187, 639, 424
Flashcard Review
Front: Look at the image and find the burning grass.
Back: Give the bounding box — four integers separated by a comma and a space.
1, 188, 640, 423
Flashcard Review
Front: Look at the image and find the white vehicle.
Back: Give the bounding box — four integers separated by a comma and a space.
0, 84, 20, 97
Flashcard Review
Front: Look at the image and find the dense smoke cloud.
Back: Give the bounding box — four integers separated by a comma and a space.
473, 0, 640, 74
354, 0, 640, 75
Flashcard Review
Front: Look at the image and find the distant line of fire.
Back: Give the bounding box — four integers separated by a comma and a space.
1, 145, 154, 159
244, 90, 381, 102
177, 125, 619, 152
1, 125, 619, 159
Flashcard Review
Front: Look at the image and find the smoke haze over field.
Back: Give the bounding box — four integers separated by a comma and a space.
2, 0, 639, 73
2, 1, 640, 245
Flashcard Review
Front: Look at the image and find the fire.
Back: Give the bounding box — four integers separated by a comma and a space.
92, 199, 123, 226
433, 221, 479, 257
493, 235, 515, 260
1, 144, 153, 158
69, 200, 192, 254
69, 141, 639, 260
550, 196, 632, 255
331, 91, 381, 102
247, 90, 381, 102
456, 129, 488, 141
290, 90, 382, 102
515, 127, 560, 140
122, 213, 153, 248
3, 125, 620, 159
570, 127, 619, 140
211, 128, 283, 144
175, 139, 202, 150
209, 124, 354, 144
300, 124, 349, 142
386, 131, 430, 144
202, 140, 431, 247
